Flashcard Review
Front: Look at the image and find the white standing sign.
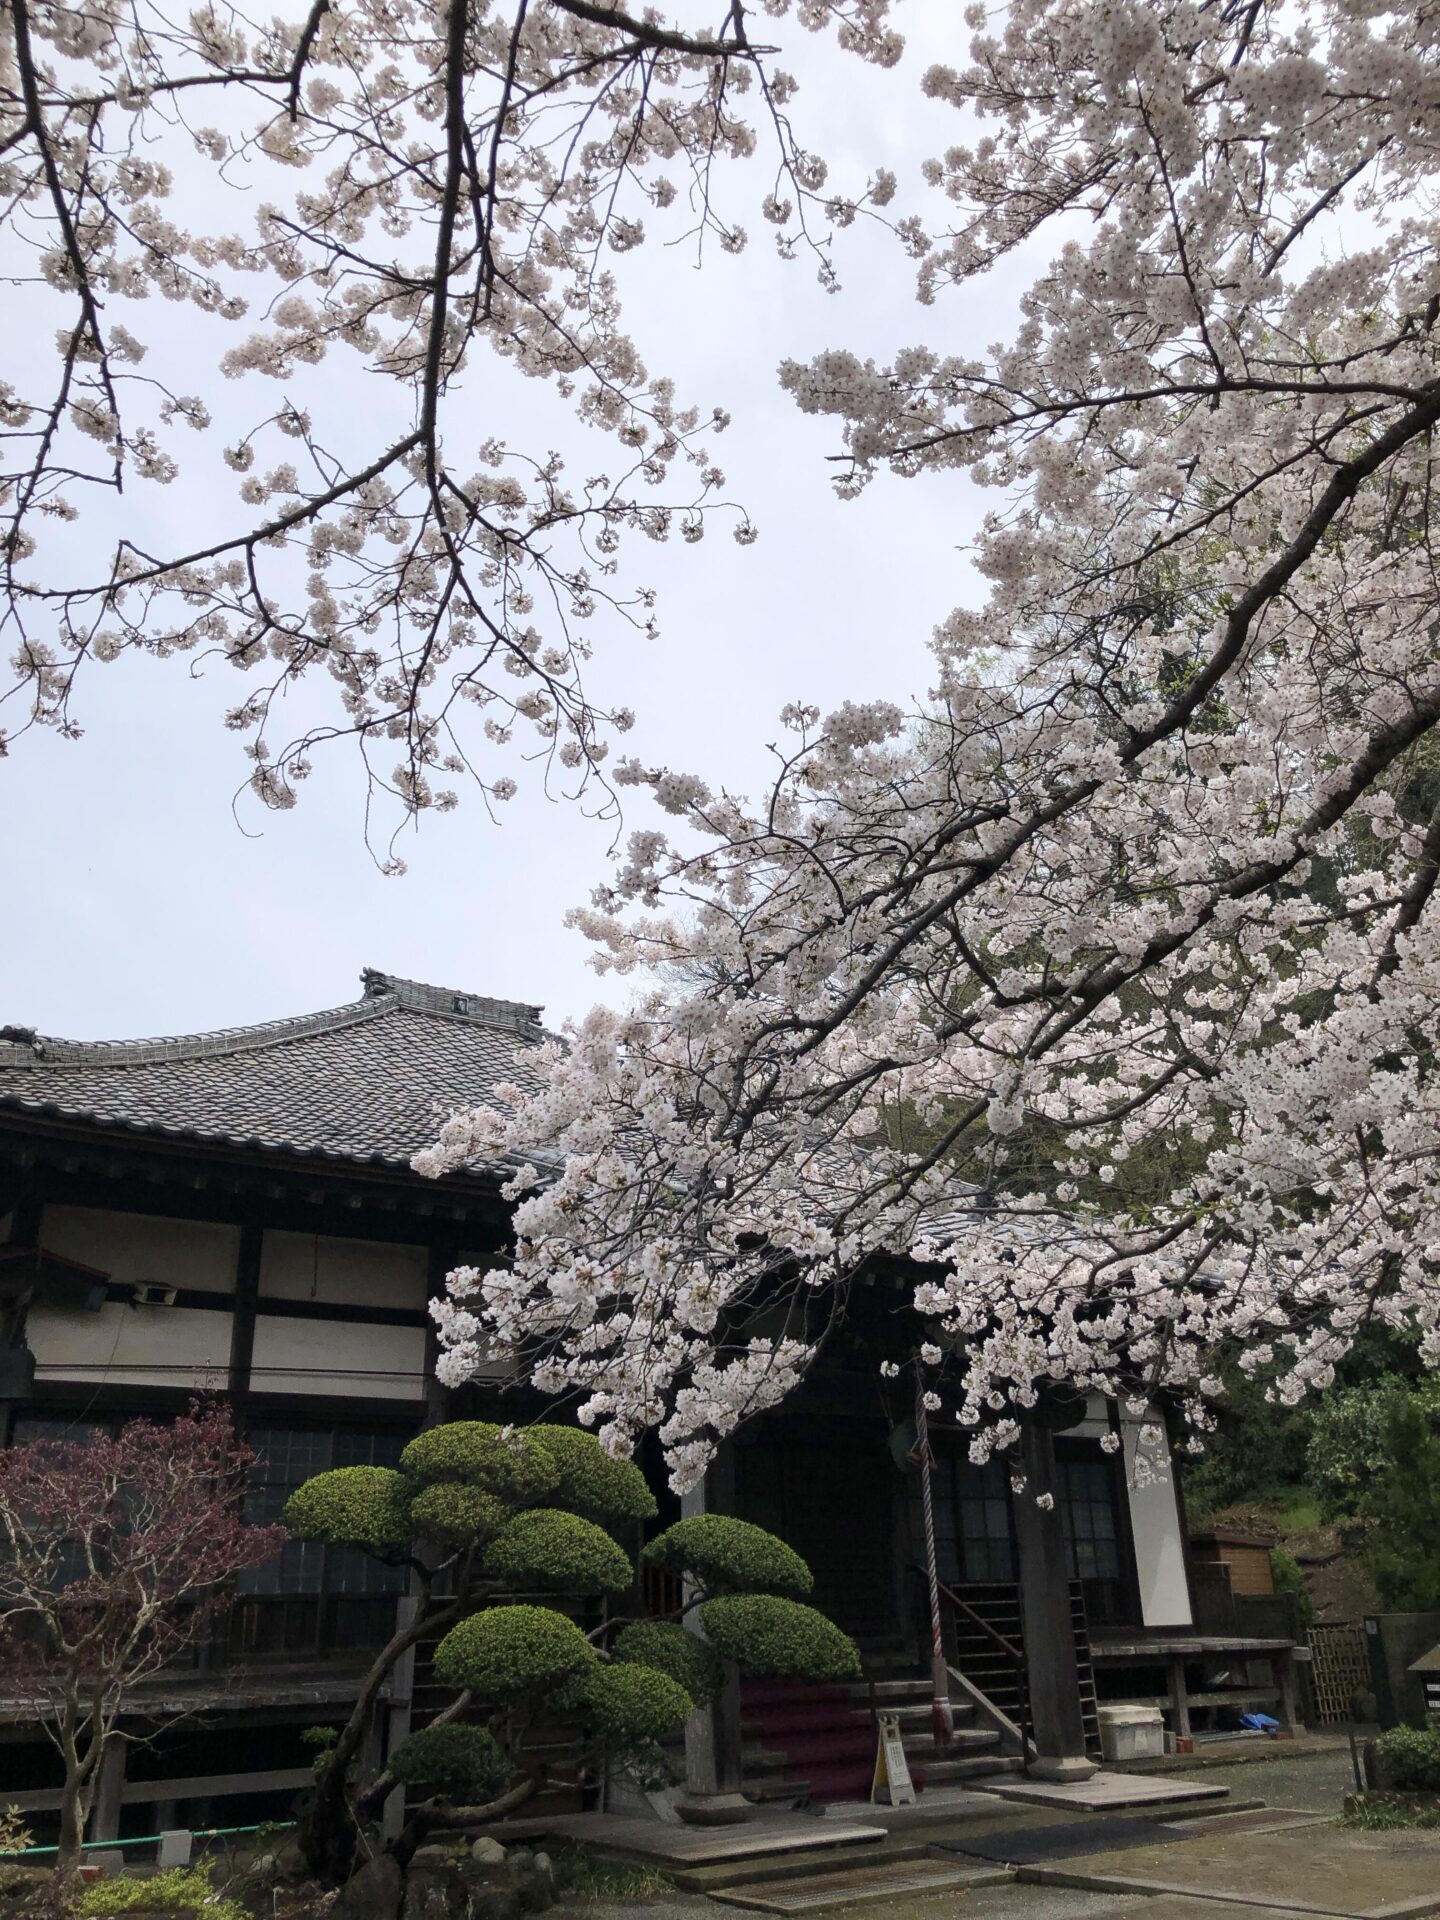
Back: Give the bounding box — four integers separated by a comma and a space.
871, 1711, 916, 1806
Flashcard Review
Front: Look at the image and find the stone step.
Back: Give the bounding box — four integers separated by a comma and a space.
707, 1858, 1012, 1913
921, 1752, 1024, 1786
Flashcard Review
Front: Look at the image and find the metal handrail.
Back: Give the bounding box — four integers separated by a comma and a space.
930, 1573, 1033, 1774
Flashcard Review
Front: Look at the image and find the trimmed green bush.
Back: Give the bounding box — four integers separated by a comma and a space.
1375, 1723, 1440, 1793
485, 1508, 634, 1594
563, 1662, 694, 1744
612, 1619, 723, 1709
77, 1866, 246, 1919
531, 1424, 657, 1526
387, 1723, 514, 1802
700, 1595, 861, 1682
408, 1480, 509, 1544
400, 1422, 559, 1505
435, 1603, 597, 1697
282, 1466, 413, 1552
643, 1515, 812, 1597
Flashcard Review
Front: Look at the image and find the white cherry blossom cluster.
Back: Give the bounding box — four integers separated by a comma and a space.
1, 0, 896, 847
421, 0, 1440, 1483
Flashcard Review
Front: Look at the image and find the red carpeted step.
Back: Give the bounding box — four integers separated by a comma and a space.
760, 1728, 877, 1767
740, 1681, 851, 1710
742, 1704, 869, 1735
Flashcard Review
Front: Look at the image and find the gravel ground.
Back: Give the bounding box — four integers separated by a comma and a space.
1172, 1741, 1358, 1813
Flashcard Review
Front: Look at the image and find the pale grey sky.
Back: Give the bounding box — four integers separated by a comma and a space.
2, 7, 1025, 1044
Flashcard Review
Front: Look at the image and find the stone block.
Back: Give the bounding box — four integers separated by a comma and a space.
334, 1853, 403, 1920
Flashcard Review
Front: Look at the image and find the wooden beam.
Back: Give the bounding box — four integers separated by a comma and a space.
227, 1222, 262, 1404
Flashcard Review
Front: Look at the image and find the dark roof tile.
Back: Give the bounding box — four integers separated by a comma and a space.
0, 970, 546, 1172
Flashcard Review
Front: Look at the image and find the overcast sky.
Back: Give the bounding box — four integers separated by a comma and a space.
2, 6, 1024, 1044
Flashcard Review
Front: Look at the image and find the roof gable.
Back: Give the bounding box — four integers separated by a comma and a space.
0, 969, 545, 1173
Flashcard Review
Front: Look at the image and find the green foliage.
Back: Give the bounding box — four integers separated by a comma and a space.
281, 1466, 412, 1552
551, 1847, 672, 1899
434, 1603, 597, 1698
1181, 1366, 1313, 1521
699, 1594, 861, 1682
1307, 1379, 1418, 1522
530, 1425, 657, 1527
400, 1422, 559, 1506
1269, 1547, 1314, 1630
76, 1865, 246, 1920
484, 1508, 633, 1594
1345, 1791, 1440, 1830
612, 1619, 723, 1709
1374, 1723, 1440, 1793
562, 1662, 693, 1745
1365, 1395, 1440, 1610
644, 1516, 812, 1598
387, 1723, 514, 1803
408, 1480, 508, 1545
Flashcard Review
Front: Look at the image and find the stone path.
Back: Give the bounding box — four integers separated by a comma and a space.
976, 1774, 1232, 1814
1015, 1821, 1440, 1919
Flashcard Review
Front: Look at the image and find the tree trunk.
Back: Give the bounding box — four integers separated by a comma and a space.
55, 1771, 86, 1876
297, 1595, 454, 1880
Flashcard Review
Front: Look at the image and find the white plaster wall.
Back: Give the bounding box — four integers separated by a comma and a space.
259, 1231, 427, 1310
28, 1300, 233, 1389
250, 1314, 427, 1399
41, 1206, 240, 1294
1075, 1392, 1111, 1439
1122, 1413, 1193, 1627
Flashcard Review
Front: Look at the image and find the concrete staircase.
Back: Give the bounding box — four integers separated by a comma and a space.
740, 1671, 1022, 1808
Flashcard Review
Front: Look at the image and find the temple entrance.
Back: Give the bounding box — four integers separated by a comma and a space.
735, 1419, 902, 1645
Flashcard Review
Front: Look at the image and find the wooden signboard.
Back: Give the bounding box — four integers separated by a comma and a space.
871, 1711, 916, 1806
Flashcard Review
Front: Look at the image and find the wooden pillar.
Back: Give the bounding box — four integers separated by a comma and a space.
0, 1191, 41, 1448
679, 1445, 748, 1825
227, 1222, 262, 1407
381, 1597, 420, 1841
1277, 1650, 1300, 1734
1168, 1658, 1192, 1738
421, 1242, 459, 1432
1012, 1422, 1096, 1781
88, 1737, 127, 1844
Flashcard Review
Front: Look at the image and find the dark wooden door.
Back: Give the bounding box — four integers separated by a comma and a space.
737, 1423, 900, 1644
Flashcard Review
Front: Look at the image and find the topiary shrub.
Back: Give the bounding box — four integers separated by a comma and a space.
408, 1480, 509, 1545
485, 1508, 634, 1594
531, 1424, 657, 1527
387, 1723, 514, 1803
400, 1422, 559, 1506
435, 1603, 597, 1698
562, 1663, 694, 1745
700, 1594, 861, 1682
643, 1515, 812, 1597
612, 1619, 724, 1709
282, 1466, 413, 1552
1375, 1723, 1440, 1793
77, 1865, 246, 1920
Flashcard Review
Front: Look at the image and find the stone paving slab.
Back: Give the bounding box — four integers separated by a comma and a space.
978, 1773, 1232, 1813
521, 1810, 886, 1864
707, 1856, 1011, 1913
944, 1809, 1329, 1867
1017, 1822, 1440, 1919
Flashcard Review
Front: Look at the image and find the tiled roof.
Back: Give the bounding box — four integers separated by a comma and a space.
0, 970, 547, 1173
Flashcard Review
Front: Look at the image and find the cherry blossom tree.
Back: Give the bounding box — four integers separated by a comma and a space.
423, 0, 1440, 1486
1, 0, 899, 856
0, 1404, 285, 1869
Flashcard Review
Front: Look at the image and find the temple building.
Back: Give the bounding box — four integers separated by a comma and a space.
0, 971, 1302, 1841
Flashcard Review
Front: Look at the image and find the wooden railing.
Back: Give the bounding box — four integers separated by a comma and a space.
934, 1576, 1033, 1769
